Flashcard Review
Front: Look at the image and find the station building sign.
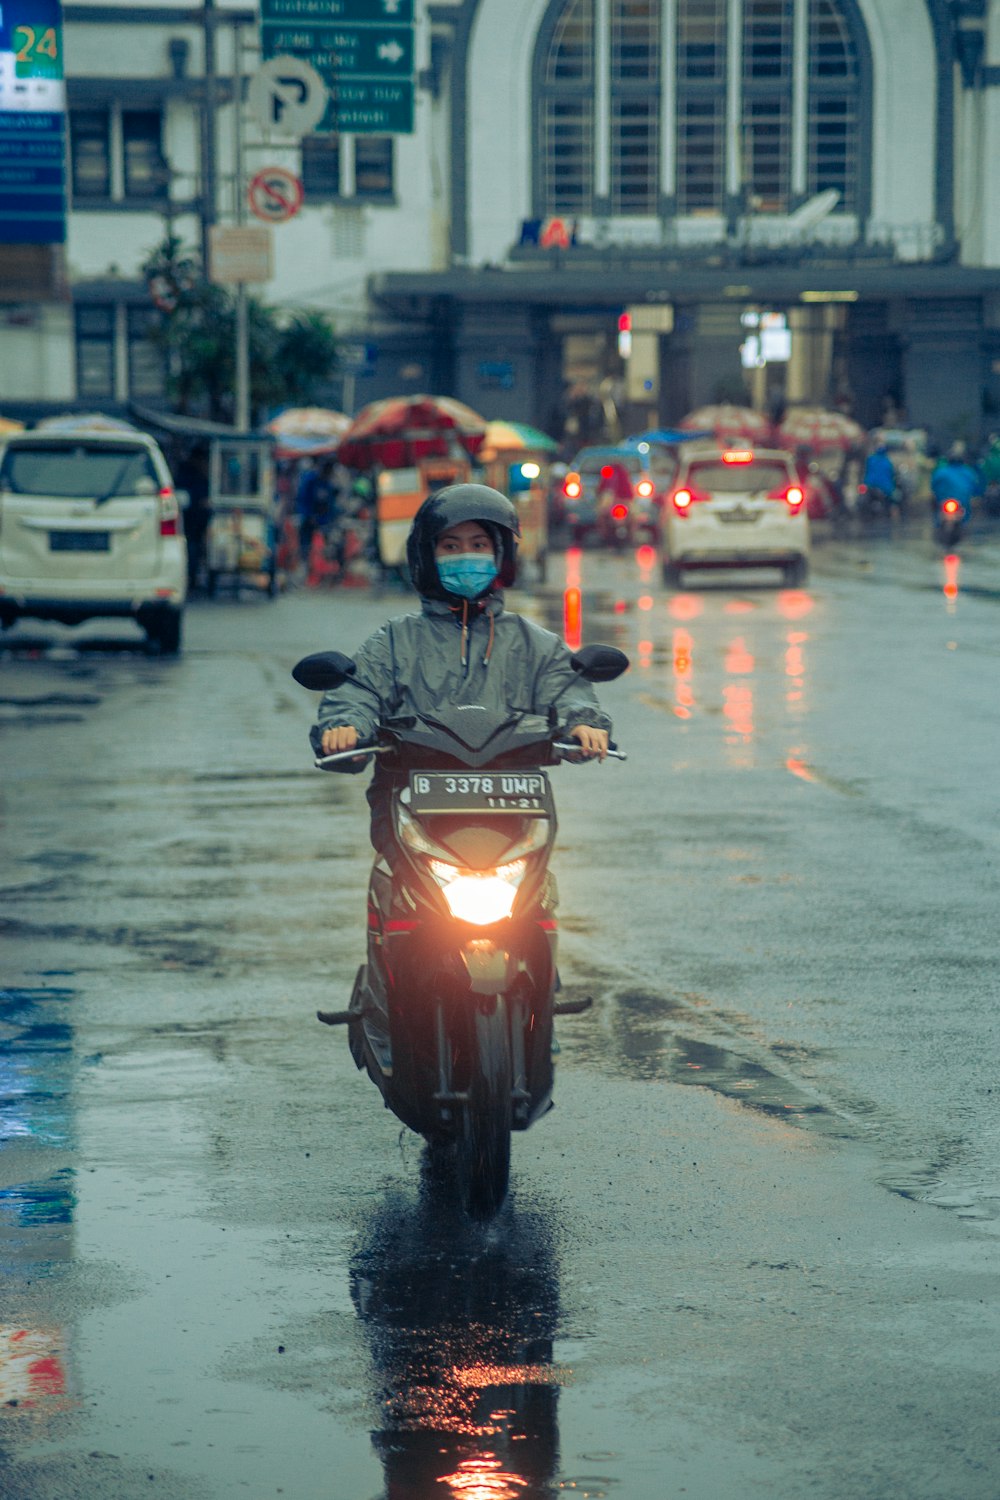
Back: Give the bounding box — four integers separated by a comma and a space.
0, 0, 66, 244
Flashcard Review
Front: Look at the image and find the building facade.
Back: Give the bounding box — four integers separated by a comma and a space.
2, 0, 1000, 446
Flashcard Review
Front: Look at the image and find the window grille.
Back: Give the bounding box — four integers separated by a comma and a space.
127, 307, 166, 399
547, 0, 594, 83
74, 305, 115, 400
70, 110, 110, 198
122, 110, 168, 198
677, 96, 724, 212
612, 97, 658, 212
543, 98, 595, 214
536, 0, 864, 221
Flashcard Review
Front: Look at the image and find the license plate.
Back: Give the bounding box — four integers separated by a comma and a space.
717, 506, 760, 524
49, 530, 110, 552
408, 770, 552, 815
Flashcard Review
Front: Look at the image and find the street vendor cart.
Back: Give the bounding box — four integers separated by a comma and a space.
478, 420, 556, 583
338, 395, 487, 583
204, 435, 278, 597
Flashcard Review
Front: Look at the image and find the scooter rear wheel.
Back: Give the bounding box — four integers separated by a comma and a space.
457, 999, 513, 1221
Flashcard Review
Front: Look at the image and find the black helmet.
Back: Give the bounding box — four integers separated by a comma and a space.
406, 483, 520, 599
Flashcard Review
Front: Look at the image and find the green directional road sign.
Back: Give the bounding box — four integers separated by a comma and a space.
260, 0, 415, 134
262, 0, 414, 22
264, 26, 413, 76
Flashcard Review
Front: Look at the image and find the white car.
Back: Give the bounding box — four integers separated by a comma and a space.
661, 445, 810, 588
0, 428, 187, 652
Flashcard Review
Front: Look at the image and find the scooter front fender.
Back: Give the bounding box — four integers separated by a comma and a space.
459, 940, 517, 995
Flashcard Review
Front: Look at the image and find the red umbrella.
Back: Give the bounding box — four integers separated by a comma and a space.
337, 394, 487, 471
776, 407, 866, 451
679, 404, 773, 444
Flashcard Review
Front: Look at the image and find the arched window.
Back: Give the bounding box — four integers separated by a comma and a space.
535, 0, 867, 222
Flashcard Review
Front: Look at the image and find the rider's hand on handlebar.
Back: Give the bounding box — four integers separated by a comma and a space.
569, 725, 609, 761
321, 724, 362, 756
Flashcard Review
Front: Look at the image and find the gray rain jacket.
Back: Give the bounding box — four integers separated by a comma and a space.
312, 593, 611, 850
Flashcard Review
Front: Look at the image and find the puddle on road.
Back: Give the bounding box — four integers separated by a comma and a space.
560, 982, 1000, 1229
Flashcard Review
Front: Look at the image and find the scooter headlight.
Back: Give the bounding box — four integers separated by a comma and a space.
430, 858, 528, 926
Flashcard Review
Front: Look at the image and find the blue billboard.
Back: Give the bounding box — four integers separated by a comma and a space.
0, 0, 66, 244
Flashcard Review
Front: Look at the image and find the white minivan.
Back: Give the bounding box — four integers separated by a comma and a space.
0, 428, 187, 652
661, 445, 810, 588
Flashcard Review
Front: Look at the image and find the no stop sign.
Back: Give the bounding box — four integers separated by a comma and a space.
247, 167, 304, 224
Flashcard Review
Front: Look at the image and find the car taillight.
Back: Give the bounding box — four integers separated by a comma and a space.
767, 484, 805, 512
600, 465, 614, 480
611, 503, 628, 520
636, 479, 654, 498
564, 473, 581, 498
159, 485, 180, 537
671, 487, 707, 514
942, 498, 961, 515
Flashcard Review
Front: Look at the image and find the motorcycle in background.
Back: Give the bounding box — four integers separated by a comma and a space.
292, 644, 629, 1220
934, 496, 966, 548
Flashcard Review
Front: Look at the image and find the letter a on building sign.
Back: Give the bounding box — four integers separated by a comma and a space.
0, 0, 67, 243
540, 218, 571, 249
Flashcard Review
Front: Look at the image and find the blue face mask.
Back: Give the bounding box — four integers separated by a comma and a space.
436, 554, 499, 599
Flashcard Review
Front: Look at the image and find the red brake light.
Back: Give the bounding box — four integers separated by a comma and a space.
564, 473, 581, 498
785, 485, 805, 513
610, 503, 628, 520
672, 487, 701, 514
636, 479, 654, 497
942, 498, 961, 515
722, 450, 753, 464
600, 465, 615, 480
159, 485, 180, 536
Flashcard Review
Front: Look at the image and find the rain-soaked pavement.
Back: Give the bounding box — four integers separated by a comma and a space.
2, 510, 1000, 1499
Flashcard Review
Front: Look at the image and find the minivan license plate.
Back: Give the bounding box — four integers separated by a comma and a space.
49, 530, 110, 552
409, 770, 552, 815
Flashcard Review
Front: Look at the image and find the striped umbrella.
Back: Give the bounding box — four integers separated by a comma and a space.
479, 420, 558, 460
679, 404, 773, 443
776, 407, 866, 451
338, 394, 487, 470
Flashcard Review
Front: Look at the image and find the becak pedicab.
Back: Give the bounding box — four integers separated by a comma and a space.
478, 420, 557, 584
337, 395, 487, 584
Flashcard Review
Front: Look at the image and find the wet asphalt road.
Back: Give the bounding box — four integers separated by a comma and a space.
2, 512, 1000, 1500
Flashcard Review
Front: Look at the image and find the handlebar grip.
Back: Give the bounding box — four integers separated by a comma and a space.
552, 742, 627, 761
313, 744, 389, 770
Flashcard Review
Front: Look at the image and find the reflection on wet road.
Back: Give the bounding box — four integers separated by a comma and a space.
0, 987, 75, 1413
352, 1178, 562, 1500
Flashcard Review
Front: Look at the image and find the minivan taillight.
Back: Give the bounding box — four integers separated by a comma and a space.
671, 486, 708, 515
767, 483, 804, 513
159, 486, 180, 536
564, 472, 581, 499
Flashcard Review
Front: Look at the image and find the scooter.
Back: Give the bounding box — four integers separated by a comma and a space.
934, 495, 965, 548
292, 644, 628, 1220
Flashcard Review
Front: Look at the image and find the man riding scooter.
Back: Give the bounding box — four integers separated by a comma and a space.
930, 444, 982, 529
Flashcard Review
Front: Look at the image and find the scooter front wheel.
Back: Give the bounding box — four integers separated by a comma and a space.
457, 998, 513, 1221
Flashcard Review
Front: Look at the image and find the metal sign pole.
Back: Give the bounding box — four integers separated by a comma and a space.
233, 20, 250, 434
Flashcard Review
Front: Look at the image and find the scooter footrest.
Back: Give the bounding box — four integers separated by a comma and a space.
553, 995, 594, 1016
317, 1009, 355, 1026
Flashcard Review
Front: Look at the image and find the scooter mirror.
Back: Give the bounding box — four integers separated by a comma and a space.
291, 650, 357, 691
569, 644, 630, 682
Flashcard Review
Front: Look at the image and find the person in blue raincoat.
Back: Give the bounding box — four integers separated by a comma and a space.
862, 444, 897, 503
930, 444, 983, 523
